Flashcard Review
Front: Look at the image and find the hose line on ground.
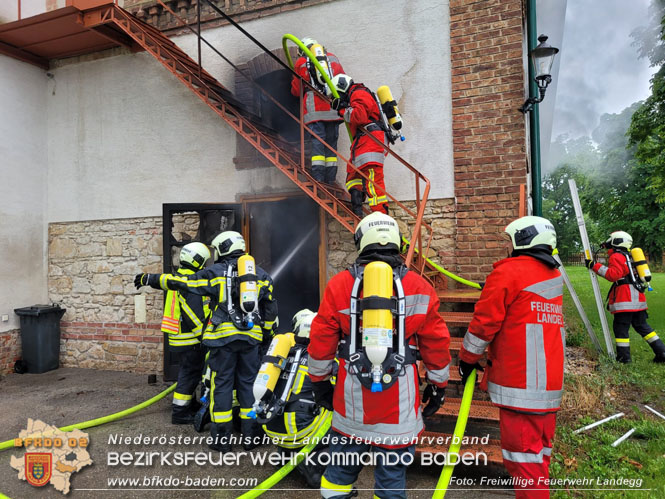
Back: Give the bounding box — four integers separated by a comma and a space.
237, 411, 333, 498
432, 369, 477, 499
0, 383, 176, 451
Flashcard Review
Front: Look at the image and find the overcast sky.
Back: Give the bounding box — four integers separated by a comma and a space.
540, 0, 656, 171
550, 0, 655, 135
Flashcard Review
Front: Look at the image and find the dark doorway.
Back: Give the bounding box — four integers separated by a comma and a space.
246, 196, 321, 332
255, 69, 301, 142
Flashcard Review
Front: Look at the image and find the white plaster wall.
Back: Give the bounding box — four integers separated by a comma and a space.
179, 0, 454, 201
46, 0, 452, 222
0, 55, 48, 332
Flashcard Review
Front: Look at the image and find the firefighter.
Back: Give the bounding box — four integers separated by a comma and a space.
290, 37, 346, 184
259, 309, 331, 489
585, 231, 665, 363
160, 242, 211, 425
308, 212, 451, 499
327, 74, 389, 217
135, 231, 278, 452
458, 216, 565, 499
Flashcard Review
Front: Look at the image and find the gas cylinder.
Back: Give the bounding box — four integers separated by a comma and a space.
238, 254, 258, 314
362, 261, 394, 392
631, 247, 652, 289
249, 333, 295, 418
377, 85, 403, 131
310, 43, 332, 87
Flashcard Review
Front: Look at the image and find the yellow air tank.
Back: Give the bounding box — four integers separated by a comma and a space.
631, 247, 652, 284
238, 254, 258, 314
362, 261, 394, 392
377, 85, 403, 131
249, 333, 296, 418
310, 43, 332, 86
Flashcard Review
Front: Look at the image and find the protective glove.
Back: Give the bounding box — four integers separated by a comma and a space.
134, 273, 158, 290
584, 259, 595, 269
421, 383, 445, 418
458, 359, 484, 385
311, 380, 334, 411
330, 96, 349, 111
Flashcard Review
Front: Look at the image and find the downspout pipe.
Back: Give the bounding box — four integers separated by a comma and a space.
527, 0, 542, 216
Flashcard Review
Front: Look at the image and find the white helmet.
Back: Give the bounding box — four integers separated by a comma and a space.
354, 212, 401, 254
604, 231, 632, 250
298, 37, 318, 56
211, 231, 246, 260
326, 73, 353, 98
504, 216, 557, 251
179, 242, 211, 270
292, 309, 316, 339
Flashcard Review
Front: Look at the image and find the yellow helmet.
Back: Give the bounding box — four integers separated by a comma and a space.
211, 231, 245, 260
504, 216, 557, 251
179, 242, 211, 270
292, 309, 316, 339
354, 212, 401, 254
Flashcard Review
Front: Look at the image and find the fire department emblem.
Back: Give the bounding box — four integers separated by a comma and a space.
25, 453, 52, 487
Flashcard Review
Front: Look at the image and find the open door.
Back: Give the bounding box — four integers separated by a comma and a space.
162, 203, 242, 381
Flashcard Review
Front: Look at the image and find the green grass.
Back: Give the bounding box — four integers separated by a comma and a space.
550, 267, 665, 498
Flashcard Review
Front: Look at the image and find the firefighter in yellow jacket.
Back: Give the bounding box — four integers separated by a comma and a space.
160, 242, 211, 424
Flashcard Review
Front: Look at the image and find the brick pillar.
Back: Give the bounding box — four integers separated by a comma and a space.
450, 0, 528, 281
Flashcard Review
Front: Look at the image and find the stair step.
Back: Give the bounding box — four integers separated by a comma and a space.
440, 311, 473, 328
416, 431, 503, 464
438, 289, 482, 303
418, 359, 482, 384
434, 398, 499, 423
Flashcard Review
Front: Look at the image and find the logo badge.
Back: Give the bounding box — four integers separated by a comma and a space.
25, 453, 52, 487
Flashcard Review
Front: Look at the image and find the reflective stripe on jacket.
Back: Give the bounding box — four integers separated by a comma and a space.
592, 249, 647, 313
161, 268, 210, 349
308, 266, 451, 448
157, 257, 278, 348
290, 53, 345, 124
459, 255, 565, 414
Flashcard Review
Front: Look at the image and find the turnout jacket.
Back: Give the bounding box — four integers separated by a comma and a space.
160, 267, 210, 350
308, 266, 451, 448
459, 255, 565, 414
340, 84, 387, 170
290, 52, 345, 124
591, 249, 647, 313
263, 342, 331, 449
153, 256, 277, 348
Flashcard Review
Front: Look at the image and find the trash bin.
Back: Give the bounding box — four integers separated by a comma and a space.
14, 304, 66, 374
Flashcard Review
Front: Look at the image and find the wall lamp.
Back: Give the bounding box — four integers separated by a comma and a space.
520, 34, 559, 113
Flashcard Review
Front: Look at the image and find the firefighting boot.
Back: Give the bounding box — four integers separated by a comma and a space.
193, 397, 211, 433
350, 189, 365, 218
240, 418, 263, 451
208, 423, 233, 453
647, 332, 665, 363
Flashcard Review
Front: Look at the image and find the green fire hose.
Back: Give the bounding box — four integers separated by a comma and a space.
432, 369, 477, 499
238, 412, 333, 499
0, 383, 176, 451
281, 33, 352, 141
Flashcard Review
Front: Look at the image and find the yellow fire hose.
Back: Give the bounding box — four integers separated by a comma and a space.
281, 34, 353, 141
402, 236, 482, 290
238, 411, 333, 499
0, 383, 176, 451
432, 369, 477, 499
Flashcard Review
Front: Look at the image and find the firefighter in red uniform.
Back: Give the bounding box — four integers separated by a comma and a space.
585, 230, 665, 363
458, 216, 565, 499
327, 74, 389, 217
308, 212, 451, 498
290, 37, 345, 184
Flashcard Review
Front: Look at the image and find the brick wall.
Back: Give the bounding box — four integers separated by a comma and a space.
123, 0, 337, 34
450, 0, 528, 281
0, 329, 21, 374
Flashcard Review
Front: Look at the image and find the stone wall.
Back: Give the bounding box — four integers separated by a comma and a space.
325, 198, 456, 285
49, 217, 164, 373
0, 329, 20, 374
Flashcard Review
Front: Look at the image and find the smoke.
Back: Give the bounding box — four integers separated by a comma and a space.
271, 225, 317, 281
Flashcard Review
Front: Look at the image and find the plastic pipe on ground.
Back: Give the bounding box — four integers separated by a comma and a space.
611, 428, 635, 447
644, 405, 665, 421
572, 412, 624, 434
